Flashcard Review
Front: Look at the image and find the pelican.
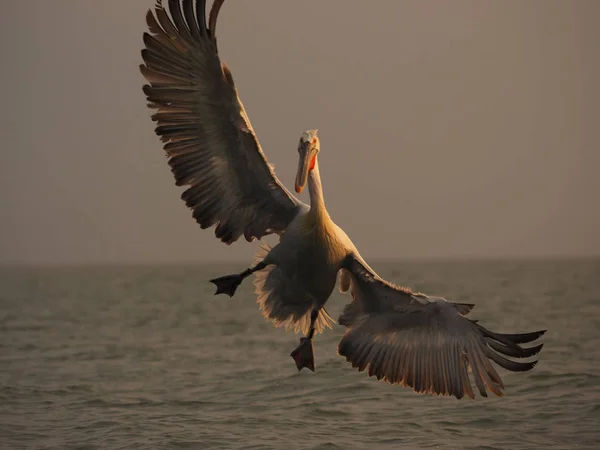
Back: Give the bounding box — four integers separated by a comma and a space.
140, 0, 545, 399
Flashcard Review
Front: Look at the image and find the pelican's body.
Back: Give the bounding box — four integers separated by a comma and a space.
141, 0, 546, 399
253, 153, 357, 343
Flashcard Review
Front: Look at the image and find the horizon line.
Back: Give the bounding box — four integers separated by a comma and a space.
1, 254, 599, 269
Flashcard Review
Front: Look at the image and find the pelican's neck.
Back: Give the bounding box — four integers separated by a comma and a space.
308, 159, 330, 221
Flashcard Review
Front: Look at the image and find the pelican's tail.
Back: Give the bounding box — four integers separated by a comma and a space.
252, 244, 335, 335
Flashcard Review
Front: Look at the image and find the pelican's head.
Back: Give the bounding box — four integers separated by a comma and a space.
295, 129, 320, 194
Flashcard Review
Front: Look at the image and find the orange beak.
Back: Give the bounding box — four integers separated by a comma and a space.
294, 140, 316, 194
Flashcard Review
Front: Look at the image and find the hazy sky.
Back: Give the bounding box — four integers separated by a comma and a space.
1, 0, 599, 265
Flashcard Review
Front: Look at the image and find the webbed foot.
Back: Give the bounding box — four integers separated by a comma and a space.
290, 337, 315, 372
209, 274, 243, 297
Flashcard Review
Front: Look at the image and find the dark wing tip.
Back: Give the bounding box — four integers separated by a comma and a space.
484, 346, 540, 372
502, 329, 547, 344
209, 0, 226, 32
208, 0, 226, 46
487, 340, 544, 359
476, 325, 546, 349
145, 9, 155, 28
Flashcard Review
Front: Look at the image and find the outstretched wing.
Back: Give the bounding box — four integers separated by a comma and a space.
141, 0, 304, 244
338, 254, 546, 399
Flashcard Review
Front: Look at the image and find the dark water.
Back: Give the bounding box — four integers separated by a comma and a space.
1, 260, 599, 450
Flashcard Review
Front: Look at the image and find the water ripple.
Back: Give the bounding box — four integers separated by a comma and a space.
0, 261, 599, 449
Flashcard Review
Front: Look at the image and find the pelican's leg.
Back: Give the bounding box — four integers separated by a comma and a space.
290, 307, 320, 372
209, 261, 267, 297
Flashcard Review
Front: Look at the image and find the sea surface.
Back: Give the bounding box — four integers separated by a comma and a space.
1, 259, 599, 450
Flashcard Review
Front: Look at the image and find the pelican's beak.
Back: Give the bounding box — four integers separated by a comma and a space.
295, 141, 316, 194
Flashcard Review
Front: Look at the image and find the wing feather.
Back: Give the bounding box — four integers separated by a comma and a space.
338, 254, 546, 399
141, 0, 304, 244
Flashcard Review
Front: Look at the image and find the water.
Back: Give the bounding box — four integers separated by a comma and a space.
1, 259, 599, 450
